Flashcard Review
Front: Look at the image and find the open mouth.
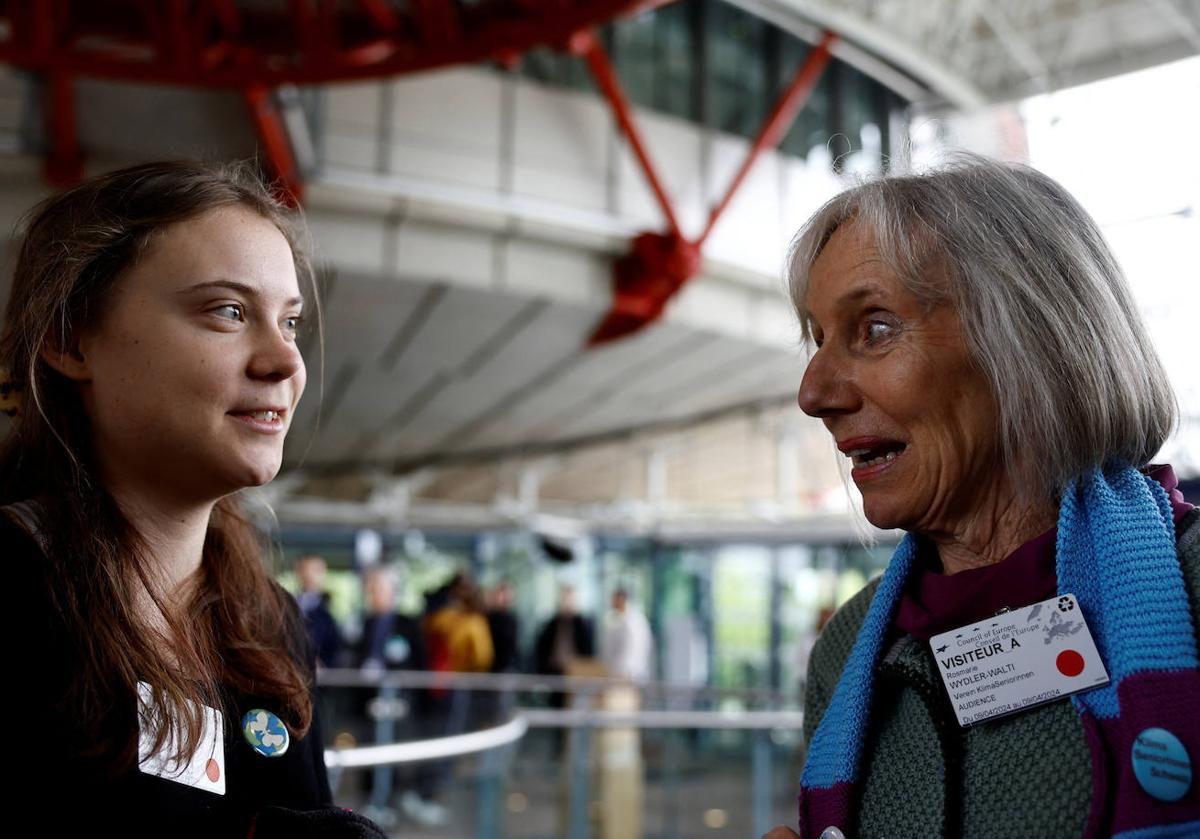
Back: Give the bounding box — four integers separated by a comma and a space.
228, 408, 287, 430
845, 440, 907, 468
235, 410, 282, 422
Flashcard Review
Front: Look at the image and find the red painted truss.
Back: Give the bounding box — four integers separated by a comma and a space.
0, 0, 671, 86
0, 1, 838, 346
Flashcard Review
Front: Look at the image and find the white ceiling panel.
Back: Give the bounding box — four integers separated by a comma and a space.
282, 267, 812, 476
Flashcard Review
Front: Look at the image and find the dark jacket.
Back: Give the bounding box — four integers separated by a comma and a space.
299, 591, 344, 668
354, 612, 426, 672
2, 507, 375, 838
533, 613, 595, 676
486, 609, 520, 672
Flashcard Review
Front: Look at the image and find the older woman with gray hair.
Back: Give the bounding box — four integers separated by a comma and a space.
762, 155, 1200, 839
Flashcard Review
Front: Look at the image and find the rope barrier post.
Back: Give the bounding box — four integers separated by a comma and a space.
568, 722, 593, 839
596, 683, 643, 839
751, 728, 772, 837
369, 683, 397, 814
663, 728, 680, 839
476, 734, 503, 839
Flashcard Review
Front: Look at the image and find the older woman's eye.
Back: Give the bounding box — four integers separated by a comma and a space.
864, 319, 896, 344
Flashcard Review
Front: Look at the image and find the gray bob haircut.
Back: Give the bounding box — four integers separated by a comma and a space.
787, 153, 1177, 502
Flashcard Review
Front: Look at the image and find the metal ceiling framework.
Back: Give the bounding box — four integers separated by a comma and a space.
748, 0, 1200, 110
1, 1, 1197, 530
0, 0, 838, 342
574, 27, 835, 344
0, 0, 849, 532
3, 2, 1191, 341
0, 0, 670, 193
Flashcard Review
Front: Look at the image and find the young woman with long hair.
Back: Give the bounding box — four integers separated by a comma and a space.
0, 161, 380, 837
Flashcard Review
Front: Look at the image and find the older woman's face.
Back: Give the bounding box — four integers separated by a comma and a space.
797, 222, 1002, 534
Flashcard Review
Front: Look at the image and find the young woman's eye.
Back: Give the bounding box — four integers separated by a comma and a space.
213, 303, 244, 322
282, 315, 303, 336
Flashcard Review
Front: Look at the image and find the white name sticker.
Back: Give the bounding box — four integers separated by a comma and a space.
136, 681, 226, 795
929, 593, 1110, 727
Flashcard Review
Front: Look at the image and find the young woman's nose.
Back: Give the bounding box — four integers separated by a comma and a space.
248, 325, 304, 383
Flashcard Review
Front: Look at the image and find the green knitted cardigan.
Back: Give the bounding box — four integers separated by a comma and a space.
801, 508, 1200, 839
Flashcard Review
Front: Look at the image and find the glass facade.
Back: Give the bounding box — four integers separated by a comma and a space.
280, 525, 894, 702
293, 526, 897, 836
514, 0, 904, 169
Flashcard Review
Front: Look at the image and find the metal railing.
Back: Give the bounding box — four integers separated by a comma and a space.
319, 669, 803, 838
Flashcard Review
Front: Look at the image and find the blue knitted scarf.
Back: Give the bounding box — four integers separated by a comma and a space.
797, 465, 1200, 838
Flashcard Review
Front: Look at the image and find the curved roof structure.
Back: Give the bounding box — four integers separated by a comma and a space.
745, 0, 1200, 109
0, 0, 1196, 531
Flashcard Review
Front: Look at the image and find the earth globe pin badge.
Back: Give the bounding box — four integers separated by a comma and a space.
242, 708, 290, 757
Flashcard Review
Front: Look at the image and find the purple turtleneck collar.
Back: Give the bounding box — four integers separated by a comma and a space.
894, 464, 1195, 642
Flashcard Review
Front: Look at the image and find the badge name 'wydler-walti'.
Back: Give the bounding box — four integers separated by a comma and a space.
929, 593, 1110, 727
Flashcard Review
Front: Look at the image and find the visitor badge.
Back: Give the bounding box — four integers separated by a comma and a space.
929, 593, 1109, 727
136, 681, 226, 794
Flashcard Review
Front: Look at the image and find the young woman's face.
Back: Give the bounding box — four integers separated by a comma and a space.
74, 205, 307, 504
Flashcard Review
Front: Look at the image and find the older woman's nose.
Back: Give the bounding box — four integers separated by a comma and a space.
797, 347, 857, 418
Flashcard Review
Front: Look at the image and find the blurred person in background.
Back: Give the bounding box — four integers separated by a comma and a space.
486, 580, 521, 675
408, 573, 494, 826
763, 155, 1200, 839
534, 584, 596, 708
425, 573, 494, 677
354, 566, 428, 827
356, 567, 424, 674
602, 587, 654, 683
295, 553, 344, 668
0, 160, 382, 837
484, 580, 521, 723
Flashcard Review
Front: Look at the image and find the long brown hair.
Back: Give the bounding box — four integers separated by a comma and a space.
0, 160, 319, 772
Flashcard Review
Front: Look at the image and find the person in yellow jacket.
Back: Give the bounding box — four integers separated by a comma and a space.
425, 576, 494, 674
405, 574, 494, 825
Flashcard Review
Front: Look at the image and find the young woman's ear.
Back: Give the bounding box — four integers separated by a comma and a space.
39, 335, 91, 382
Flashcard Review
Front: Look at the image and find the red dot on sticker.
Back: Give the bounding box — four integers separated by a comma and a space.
1056, 649, 1085, 677
206, 758, 221, 783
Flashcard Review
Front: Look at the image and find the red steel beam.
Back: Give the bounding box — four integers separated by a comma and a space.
164, 0, 195, 72
288, 0, 325, 59
197, 0, 244, 69
0, 1, 675, 86
696, 30, 837, 247
584, 29, 837, 345
571, 27, 683, 241
411, 0, 460, 46
29, 0, 58, 59
43, 70, 83, 188
210, 0, 243, 37
356, 0, 401, 35
243, 85, 304, 206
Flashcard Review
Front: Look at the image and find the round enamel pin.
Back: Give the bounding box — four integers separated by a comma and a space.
242, 708, 290, 757
1131, 727, 1191, 802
